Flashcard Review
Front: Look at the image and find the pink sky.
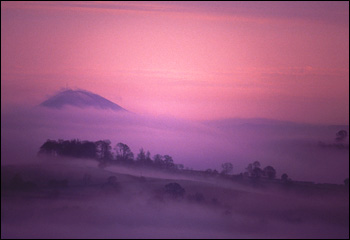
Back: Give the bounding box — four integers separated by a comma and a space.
1, 1, 349, 124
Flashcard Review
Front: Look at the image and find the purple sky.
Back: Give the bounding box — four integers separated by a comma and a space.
1, 1, 349, 124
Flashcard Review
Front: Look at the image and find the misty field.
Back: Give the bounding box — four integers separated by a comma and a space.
2, 1, 349, 239
1, 159, 348, 239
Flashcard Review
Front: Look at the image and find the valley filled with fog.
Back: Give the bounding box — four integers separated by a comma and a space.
1, 105, 349, 239
2, 1, 348, 238
1, 106, 348, 184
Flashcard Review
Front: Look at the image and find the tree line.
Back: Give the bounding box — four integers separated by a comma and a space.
38, 139, 183, 171
38, 139, 281, 178
38, 139, 348, 186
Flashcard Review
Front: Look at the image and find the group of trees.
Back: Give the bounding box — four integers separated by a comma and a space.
245, 161, 277, 179
218, 161, 279, 180
39, 139, 182, 171
39, 139, 348, 186
205, 161, 277, 181
318, 130, 349, 150
39, 139, 98, 159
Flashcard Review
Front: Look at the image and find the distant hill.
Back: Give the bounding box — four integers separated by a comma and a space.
40, 89, 127, 111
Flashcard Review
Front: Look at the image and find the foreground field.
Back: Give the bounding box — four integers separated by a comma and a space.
1, 159, 349, 239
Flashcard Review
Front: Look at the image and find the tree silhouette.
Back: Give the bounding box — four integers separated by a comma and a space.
136, 148, 153, 166
38, 139, 186, 172
145, 151, 153, 165
251, 167, 263, 179
164, 182, 185, 199
263, 166, 276, 179
335, 130, 347, 142
221, 162, 233, 175
253, 161, 261, 169
163, 155, 175, 170
153, 154, 165, 168
281, 173, 289, 181
136, 148, 146, 163
39, 139, 59, 156
81, 141, 96, 158
245, 161, 262, 178
95, 140, 112, 161
246, 163, 253, 175
39, 139, 96, 159
115, 142, 134, 164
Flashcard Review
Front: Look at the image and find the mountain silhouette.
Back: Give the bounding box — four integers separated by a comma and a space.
40, 89, 127, 111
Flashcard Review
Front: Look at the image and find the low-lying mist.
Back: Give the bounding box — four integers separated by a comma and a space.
1, 106, 349, 183
1, 158, 348, 239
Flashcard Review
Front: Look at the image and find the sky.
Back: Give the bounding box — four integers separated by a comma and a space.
1, 1, 349, 124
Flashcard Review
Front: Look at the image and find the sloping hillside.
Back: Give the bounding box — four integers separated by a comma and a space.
1, 159, 348, 238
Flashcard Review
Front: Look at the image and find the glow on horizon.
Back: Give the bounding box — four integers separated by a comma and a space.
1, 1, 349, 124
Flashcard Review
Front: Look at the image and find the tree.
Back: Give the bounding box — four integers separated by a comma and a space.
245, 163, 253, 175
81, 141, 96, 159
145, 151, 153, 165
263, 166, 276, 179
245, 161, 261, 178
95, 140, 113, 163
39, 139, 98, 159
163, 155, 175, 170
164, 182, 185, 199
251, 167, 263, 179
281, 173, 289, 181
221, 162, 233, 175
253, 161, 261, 169
136, 148, 145, 163
60, 139, 79, 157
38, 139, 59, 156
335, 130, 347, 142
153, 154, 164, 168
115, 142, 134, 164
136, 148, 153, 166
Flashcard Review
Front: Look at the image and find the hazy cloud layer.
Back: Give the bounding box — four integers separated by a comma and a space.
1, 107, 348, 184
1, 160, 348, 239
